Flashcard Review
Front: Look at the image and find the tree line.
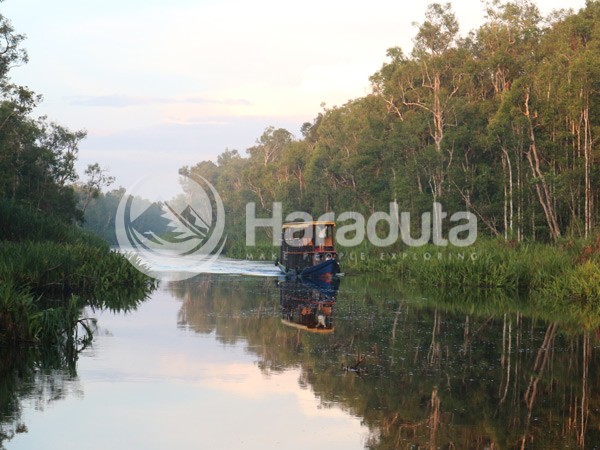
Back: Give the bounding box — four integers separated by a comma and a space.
0, 6, 113, 225
177, 1, 600, 245
0, 6, 154, 350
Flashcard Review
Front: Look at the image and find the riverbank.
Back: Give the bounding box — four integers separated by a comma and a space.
0, 200, 156, 347
227, 237, 600, 326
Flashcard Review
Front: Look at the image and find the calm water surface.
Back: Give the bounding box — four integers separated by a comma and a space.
2, 260, 600, 449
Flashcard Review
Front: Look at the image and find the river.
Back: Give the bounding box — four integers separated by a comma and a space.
1, 259, 599, 449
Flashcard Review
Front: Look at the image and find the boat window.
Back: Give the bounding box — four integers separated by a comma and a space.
283, 224, 315, 249
317, 227, 327, 239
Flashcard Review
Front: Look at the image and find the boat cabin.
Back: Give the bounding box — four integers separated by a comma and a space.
279, 221, 337, 273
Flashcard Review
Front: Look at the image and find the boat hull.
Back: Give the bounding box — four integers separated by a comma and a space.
277, 258, 340, 279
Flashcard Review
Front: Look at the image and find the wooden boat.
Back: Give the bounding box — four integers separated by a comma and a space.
276, 221, 341, 278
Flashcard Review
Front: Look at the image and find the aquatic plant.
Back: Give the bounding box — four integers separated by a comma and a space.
340, 239, 574, 292
0, 202, 157, 347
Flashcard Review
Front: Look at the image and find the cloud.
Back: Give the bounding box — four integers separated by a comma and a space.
157, 356, 359, 421
66, 94, 252, 108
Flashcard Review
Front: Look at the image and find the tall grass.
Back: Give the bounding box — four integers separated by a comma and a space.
340, 239, 574, 293
0, 242, 154, 296
225, 236, 582, 294
534, 257, 600, 328
339, 238, 600, 327
0, 200, 156, 347
0, 242, 155, 346
218, 231, 600, 326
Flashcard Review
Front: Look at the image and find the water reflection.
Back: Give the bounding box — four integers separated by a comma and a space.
2, 272, 600, 449
170, 275, 600, 449
279, 278, 338, 333
0, 285, 151, 450
0, 347, 82, 448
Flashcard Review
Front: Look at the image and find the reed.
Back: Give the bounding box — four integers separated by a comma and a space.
533, 257, 600, 327
224, 237, 580, 295
210, 232, 600, 325
0, 242, 153, 294
0, 242, 155, 346
340, 239, 574, 293
0, 201, 156, 347
0, 282, 37, 344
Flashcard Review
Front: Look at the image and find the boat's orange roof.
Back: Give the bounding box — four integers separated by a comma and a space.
282, 221, 335, 229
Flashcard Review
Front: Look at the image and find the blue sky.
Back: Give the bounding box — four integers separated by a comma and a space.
2, 0, 587, 190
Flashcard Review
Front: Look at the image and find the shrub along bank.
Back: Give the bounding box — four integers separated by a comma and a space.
0, 200, 156, 347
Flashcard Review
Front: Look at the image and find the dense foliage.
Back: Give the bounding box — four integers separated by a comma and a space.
179, 1, 600, 245
0, 9, 155, 347
0, 198, 155, 347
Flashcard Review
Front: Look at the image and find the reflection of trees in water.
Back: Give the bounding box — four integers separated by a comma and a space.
0, 347, 83, 449
170, 274, 600, 449
0, 286, 151, 449
374, 306, 599, 450
170, 275, 280, 344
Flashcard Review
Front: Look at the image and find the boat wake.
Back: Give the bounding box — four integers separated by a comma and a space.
184, 257, 281, 277
115, 248, 280, 278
